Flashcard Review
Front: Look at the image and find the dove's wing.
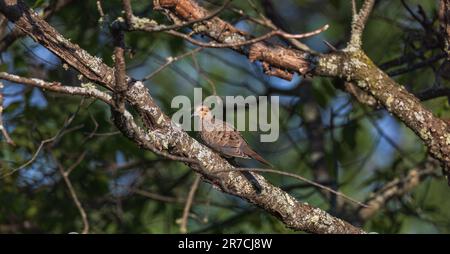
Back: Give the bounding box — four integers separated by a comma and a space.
200, 129, 250, 159
199, 118, 272, 167
200, 119, 249, 159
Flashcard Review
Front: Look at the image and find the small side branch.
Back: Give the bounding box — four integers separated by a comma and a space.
0, 72, 113, 105
57, 156, 90, 234
164, 24, 329, 49
348, 0, 375, 49
0, 81, 15, 146
358, 160, 439, 221
440, 0, 450, 57
122, 0, 133, 26
112, 26, 127, 112
180, 174, 201, 233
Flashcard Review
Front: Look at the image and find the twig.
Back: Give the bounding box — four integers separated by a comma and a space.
133, 188, 237, 210
243, 0, 316, 53
96, 0, 104, 17
66, 151, 87, 175
165, 24, 329, 48
122, 0, 133, 26
0, 81, 15, 146
180, 174, 201, 233
112, 24, 127, 112
216, 167, 368, 208
0, 100, 83, 178
56, 157, 89, 234
349, 0, 376, 49
358, 160, 439, 221
141, 47, 203, 81
0, 72, 113, 106
386, 53, 445, 77
352, 0, 357, 17
1, 137, 54, 178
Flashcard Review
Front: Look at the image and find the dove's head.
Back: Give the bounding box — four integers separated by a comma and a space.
193, 105, 213, 120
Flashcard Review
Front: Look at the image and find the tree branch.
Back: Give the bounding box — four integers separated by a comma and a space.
180, 174, 201, 233
0, 72, 113, 105
0, 0, 74, 52
349, 0, 376, 49
0, 81, 15, 146
358, 160, 439, 221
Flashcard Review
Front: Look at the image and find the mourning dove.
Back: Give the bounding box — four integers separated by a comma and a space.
193, 105, 272, 167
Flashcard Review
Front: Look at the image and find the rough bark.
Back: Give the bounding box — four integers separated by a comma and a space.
440, 0, 450, 57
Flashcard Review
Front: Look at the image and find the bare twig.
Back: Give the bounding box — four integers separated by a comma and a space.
142, 47, 203, 81
96, 0, 105, 17
352, 0, 357, 17
0, 72, 113, 106
358, 160, 439, 221
1, 123, 83, 179
56, 157, 89, 234
180, 174, 201, 233
0, 81, 14, 146
122, 0, 133, 26
349, 0, 376, 49
133, 188, 236, 210
165, 24, 329, 49
112, 24, 127, 111
0, 98, 85, 178
215, 168, 368, 208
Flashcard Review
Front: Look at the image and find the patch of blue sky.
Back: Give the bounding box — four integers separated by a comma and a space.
109, 151, 139, 197
115, 151, 126, 165
278, 94, 301, 107
2, 83, 25, 107
30, 88, 48, 108
234, 20, 251, 33
323, 96, 400, 169
1, 51, 14, 72
322, 94, 353, 126
268, 73, 302, 91
370, 113, 402, 168
110, 170, 140, 197
25, 40, 60, 68
17, 153, 57, 189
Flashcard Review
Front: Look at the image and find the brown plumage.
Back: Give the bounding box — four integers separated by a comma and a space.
193, 105, 272, 167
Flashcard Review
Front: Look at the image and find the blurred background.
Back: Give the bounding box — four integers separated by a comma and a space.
0, 0, 449, 233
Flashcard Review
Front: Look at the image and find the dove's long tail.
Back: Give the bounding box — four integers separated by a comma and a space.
243, 146, 274, 168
